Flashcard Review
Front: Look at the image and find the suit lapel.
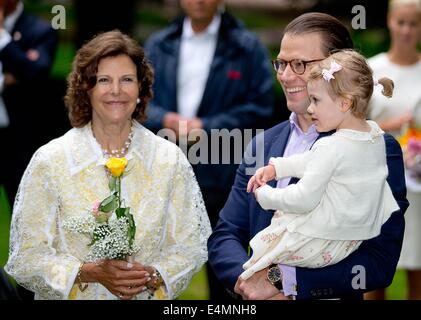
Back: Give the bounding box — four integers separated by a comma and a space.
159, 36, 180, 112
197, 33, 226, 117
266, 124, 291, 188
197, 14, 240, 117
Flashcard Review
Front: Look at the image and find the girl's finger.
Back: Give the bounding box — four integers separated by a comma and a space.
255, 172, 262, 185
247, 176, 255, 193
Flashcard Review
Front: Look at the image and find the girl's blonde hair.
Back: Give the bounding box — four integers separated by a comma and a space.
308, 50, 394, 119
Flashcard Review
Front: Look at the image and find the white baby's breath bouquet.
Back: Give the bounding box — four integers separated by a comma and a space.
63, 157, 139, 262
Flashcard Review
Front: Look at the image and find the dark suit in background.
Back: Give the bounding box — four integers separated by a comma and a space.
0, 267, 19, 300
74, 0, 136, 48
0, 5, 57, 300
0, 8, 57, 207
144, 11, 274, 299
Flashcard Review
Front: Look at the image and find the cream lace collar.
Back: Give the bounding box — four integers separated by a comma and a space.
62, 121, 157, 176
334, 120, 384, 141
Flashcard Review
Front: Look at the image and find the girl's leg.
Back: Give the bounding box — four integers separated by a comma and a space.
243, 212, 291, 271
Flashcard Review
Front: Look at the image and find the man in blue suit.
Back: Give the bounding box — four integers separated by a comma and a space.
144, 0, 274, 299
208, 12, 409, 300
0, 0, 57, 207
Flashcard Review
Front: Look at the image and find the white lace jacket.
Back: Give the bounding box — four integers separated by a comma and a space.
5, 121, 211, 300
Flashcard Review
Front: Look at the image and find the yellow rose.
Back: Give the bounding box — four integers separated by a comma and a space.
105, 157, 128, 177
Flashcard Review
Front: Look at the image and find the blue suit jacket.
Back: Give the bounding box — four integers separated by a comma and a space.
208, 120, 409, 299
143, 12, 274, 192
0, 11, 57, 204
0, 12, 57, 83
1, 11, 57, 126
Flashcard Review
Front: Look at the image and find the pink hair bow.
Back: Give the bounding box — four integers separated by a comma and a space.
322, 60, 342, 82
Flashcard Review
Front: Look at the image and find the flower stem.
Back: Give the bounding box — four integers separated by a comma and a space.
117, 177, 121, 207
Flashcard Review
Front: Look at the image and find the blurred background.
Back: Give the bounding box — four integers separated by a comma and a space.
0, 0, 412, 299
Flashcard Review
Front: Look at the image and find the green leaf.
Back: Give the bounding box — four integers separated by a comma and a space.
99, 193, 118, 212
115, 207, 129, 219
95, 212, 111, 223
126, 208, 136, 248
108, 176, 117, 192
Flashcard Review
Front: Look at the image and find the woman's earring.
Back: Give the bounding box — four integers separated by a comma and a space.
136, 98, 140, 104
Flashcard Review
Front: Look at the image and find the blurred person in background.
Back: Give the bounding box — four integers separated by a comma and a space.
143, 0, 274, 299
0, 0, 57, 300
366, 0, 421, 300
0, 0, 57, 208
74, 0, 136, 49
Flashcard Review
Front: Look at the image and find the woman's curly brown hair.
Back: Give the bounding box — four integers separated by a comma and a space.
64, 30, 154, 127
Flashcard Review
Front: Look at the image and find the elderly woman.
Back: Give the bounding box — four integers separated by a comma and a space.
5, 30, 211, 300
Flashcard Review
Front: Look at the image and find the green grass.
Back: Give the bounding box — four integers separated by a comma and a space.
0, 186, 11, 267
178, 267, 209, 300
50, 42, 77, 79
0, 185, 408, 299
387, 268, 407, 300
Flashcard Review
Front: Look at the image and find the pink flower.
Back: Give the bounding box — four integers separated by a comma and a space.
92, 200, 101, 217
408, 138, 421, 154
322, 252, 332, 264
404, 138, 421, 178
287, 255, 304, 261
92, 200, 112, 223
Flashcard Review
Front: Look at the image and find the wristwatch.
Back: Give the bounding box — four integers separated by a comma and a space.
267, 264, 283, 291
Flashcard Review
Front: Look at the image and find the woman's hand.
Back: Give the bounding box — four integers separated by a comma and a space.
81, 260, 151, 300
247, 165, 276, 193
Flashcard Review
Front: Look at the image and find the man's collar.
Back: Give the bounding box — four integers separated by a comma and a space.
4, 1, 24, 33
182, 14, 221, 39
289, 112, 317, 135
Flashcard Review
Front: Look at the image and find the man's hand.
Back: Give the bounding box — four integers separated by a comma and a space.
234, 268, 279, 300
163, 112, 182, 131
163, 112, 189, 139
4, 73, 16, 86
0, 7, 4, 28
267, 292, 292, 300
26, 49, 40, 61
187, 117, 203, 132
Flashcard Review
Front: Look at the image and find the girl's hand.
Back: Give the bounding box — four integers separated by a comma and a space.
247, 165, 276, 193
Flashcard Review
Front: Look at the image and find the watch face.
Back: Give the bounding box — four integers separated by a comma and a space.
267, 266, 282, 283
